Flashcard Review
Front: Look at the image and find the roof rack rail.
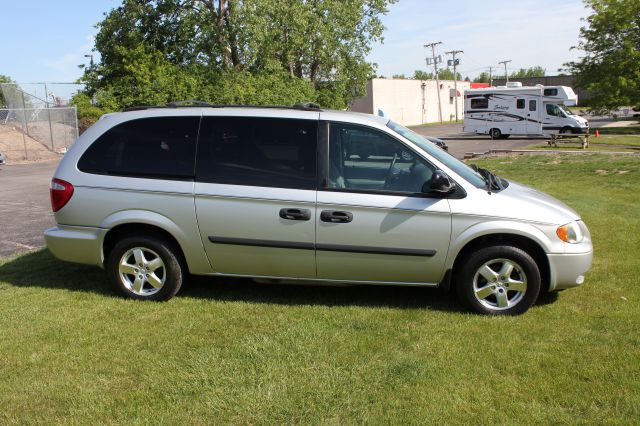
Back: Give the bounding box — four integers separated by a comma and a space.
292, 102, 321, 111
166, 100, 213, 107
122, 101, 323, 112
122, 105, 165, 112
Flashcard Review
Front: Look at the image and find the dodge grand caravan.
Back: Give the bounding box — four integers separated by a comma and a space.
45, 103, 593, 315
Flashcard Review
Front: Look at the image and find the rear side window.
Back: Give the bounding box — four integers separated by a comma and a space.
196, 117, 317, 190
78, 117, 200, 179
470, 98, 489, 109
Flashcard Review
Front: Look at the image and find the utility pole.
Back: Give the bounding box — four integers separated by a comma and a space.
424, 41, 443, 124
499, 60, 512, 84
445, 49, 463, 121
488, 66, 494, 87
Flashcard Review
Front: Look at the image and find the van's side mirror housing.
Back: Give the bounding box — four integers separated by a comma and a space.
422, 170, 455, 194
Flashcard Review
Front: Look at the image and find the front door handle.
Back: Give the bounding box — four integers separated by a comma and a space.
279, 208, 311, 221
321, 210, 353, 223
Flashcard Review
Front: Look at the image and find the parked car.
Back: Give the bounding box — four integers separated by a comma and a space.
45, 103, 592, 315
424, 135, 448, 151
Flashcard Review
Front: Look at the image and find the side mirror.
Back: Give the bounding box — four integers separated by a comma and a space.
422, 170, 455, 194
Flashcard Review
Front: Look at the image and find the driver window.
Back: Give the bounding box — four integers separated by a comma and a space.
328, 123, 435, 193
546, 104, 559, 117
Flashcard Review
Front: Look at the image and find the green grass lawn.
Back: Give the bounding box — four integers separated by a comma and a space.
1, 154, 639, 424
525, 135, 640, 151
595, 127, 640, 135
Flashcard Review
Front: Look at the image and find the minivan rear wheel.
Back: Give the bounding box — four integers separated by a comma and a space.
455, 246, 541, 315
107, 235, 184, 301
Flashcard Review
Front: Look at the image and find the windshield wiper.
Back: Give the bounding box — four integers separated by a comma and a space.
470, 165, 502, 194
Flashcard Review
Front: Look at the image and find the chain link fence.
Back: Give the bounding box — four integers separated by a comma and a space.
0, 83, 79, 162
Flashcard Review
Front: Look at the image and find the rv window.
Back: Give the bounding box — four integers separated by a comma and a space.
529, 100, 537, 111
516, 99, 525, 109
544, 88, 558, 96
471, 98, 488, 109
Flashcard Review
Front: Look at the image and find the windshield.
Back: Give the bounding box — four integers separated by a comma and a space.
387, 121, 487, 188
558, 104, 573, 116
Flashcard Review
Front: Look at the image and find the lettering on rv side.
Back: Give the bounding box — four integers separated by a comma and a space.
495, 105, 509, 110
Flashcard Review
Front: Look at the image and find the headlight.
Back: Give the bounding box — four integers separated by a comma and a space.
556, 221, 584, 244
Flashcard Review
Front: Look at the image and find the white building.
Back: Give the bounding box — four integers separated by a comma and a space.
350, 78, 471, 126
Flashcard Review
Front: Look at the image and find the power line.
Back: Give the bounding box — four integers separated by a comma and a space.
424, 41, 443, 124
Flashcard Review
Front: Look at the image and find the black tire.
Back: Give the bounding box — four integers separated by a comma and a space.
489, 128, 501, 139
107, 235, 184, 301
559, 126, 572, 134
455, 246, 541, 315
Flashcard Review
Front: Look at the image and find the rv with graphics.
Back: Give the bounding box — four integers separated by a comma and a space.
463, 83, 589, 138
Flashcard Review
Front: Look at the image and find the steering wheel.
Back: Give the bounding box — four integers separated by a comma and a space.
384, 153, 399, 190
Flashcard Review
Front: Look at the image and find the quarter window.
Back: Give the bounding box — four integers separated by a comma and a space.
196, 117, 317, 190
470, 98, 489, 109
327, 123, 436, 194
78, 117, 200, 179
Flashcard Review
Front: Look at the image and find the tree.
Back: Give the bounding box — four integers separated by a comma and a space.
413, 70, 433, 80
0, 75, 15, 107
438, 69, 462, 81
391, 74, 406, 79
473, 72, 490, 83
565, 0, 640, 109
510, 66, 546, 78
82, 0, 396, 111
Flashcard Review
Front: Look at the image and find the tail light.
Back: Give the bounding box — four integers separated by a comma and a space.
50, 178, 74, 212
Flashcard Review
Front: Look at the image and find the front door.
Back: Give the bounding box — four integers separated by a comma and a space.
194, 115, 319, 278
316, 122, 452, 284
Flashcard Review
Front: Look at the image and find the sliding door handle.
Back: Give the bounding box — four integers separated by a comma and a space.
321, 210, 353, 223
279, 208, 311, 221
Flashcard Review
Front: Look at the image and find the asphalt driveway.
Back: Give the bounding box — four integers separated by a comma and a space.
410, 123, 541, 158
0, 160, 57, 257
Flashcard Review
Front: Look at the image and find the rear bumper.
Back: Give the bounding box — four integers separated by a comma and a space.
44, 225, 107, 267
547, 250, 593, 291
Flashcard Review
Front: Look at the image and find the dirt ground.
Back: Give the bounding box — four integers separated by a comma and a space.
0, 124, 61, 164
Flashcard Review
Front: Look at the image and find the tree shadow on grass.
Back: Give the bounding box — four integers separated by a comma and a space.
0, 250, 464, 312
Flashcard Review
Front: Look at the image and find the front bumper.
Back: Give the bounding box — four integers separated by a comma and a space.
44, 225, 107, 267
547, 250, 593, 291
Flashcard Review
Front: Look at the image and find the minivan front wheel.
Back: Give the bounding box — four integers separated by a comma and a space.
107, 235, 184, 301
455, 246, 541, 315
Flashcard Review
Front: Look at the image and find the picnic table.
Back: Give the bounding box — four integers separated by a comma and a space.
547, 133, 590, 149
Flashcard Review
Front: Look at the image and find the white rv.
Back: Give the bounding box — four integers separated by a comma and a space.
463, 83, 589, 138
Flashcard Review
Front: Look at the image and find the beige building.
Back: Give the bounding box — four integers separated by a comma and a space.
350, 78, 471, 126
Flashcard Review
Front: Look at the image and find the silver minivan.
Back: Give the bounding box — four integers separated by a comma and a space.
45, 104, 593, 315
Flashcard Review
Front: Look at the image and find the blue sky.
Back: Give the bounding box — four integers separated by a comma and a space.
0, 0, 588, 86
370, 0, 589, 79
